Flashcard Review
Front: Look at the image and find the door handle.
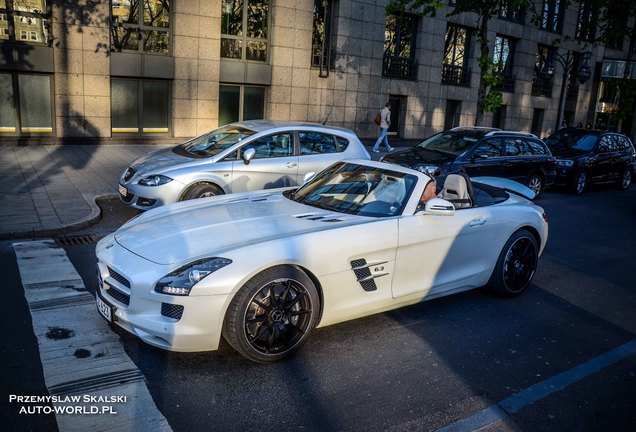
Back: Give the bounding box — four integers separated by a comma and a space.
286, 162, 297, 168
469, 217, 486, 226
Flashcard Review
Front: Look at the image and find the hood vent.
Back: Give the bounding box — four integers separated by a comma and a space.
295, 213, 343, 222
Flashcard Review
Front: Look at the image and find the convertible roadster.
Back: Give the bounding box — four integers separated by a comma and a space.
96, 160, 548, 362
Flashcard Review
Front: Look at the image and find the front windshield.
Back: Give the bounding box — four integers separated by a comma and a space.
180, 126, 256, 157
417, 132, 481, 155
545, 131, 598, 152
291, 162, 417, 217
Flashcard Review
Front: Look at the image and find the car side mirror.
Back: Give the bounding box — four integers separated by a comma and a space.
242, 148, 256, 165
417, 198, 455, 216
303, 172, 316, 184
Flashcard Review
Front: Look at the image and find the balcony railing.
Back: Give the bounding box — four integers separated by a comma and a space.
495, 73, 515, 93
531, 76, 553, 97
382, 55, 418, 80
442, 64, 471, 86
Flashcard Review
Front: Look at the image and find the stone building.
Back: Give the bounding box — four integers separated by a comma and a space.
0, 0, 634, 145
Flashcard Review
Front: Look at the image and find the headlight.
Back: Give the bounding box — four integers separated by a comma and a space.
556, 160, 574, 168
416, 165, 440, 176
155, 258, 232, 296
138, 175, 173, 186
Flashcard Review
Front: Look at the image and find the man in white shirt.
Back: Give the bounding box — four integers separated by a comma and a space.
372, 102, 393, 153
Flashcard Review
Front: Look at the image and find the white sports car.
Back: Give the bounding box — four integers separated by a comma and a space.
96, 160, 548, 362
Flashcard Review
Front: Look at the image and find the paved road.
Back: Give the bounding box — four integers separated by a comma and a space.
2, 185, 636, 431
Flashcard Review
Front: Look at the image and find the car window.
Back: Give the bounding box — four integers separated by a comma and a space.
599, 136, 613, 152
546, 130, 598, 151
473, 139, 502, 158
179, 126, 256, 157
242, 133, 294, 159
336, 136, 350, 151
417, 132, 481, 155
525, 139, 548, 155
503, 138, 524, 156
299, 131, 337, 155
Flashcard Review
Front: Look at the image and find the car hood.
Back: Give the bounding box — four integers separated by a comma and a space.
130, 146, 197, 176
383, 147, 456, 167
547, 146, 589, 159
114, 191, 366, 265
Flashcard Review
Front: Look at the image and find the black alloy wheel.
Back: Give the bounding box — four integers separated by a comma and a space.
486, 229, 538, 297
224, 266, 320, 362
526, 174, 543, 197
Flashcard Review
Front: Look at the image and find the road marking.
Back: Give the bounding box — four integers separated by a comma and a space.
437, 338, 636, 431
13, 239, 172, 431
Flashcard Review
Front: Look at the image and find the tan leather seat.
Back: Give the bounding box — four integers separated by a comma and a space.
439, 173, 473, 208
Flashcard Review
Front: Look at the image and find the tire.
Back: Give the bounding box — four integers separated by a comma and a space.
182, 183, 222, 200
223, 266, 320, 363
486, 229, 538, 297
526, 174, 543, 197
569, 170, 587, 194
616, 168, 632, 190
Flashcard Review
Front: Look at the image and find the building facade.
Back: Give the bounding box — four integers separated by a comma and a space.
0, 0, 634, 146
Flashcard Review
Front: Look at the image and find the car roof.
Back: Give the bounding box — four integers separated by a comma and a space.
229, 120, 356, 134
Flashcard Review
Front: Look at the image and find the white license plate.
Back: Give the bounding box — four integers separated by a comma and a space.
118, 184, 127, 196
96, 296, 113, 323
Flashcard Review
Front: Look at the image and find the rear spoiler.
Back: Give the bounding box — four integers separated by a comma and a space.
471, 176, 536, 200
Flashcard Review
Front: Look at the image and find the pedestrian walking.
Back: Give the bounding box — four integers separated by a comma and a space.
373, 102, 393, 153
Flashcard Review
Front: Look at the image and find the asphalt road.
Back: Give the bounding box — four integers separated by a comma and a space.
2, 184, 636, 432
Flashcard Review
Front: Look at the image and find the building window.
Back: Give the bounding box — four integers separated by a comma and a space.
442, 24, 470, 86
111, 0, 170, 54
532, 44, 554, 97
540, 0, 563, 34
493, 35, 515, 92
498, 0, 524, 23
219, 84, 266, 125
576, 1, 597, 41
312, 0, 337, 72
444, 100, 461, 130
221, 0, 269, 62
382, 14, 418, 80
0, 72, 53, 134
111, 78, 170, 134
0, 0, 51, 44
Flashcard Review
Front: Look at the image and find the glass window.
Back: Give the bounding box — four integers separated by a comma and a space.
219, 84, 266, 124
111, 0, 170, 54
312, 0, 337, 70
299, 131, 337, 155
336, 136, 349, 151
499, 0, 524, 23
503, 138, 523, 156
0, 0, 51, 44
444, 25, 468, 68
525, 140, 548, 155
221, 0, 268, 61
111, 78, 170, 135
242, 133, 293, 159
473, 140, 502, 158
576, 1, 597, 41
0, 72, 52, 134
383, 14, 418, 79
540, 0, 563, 33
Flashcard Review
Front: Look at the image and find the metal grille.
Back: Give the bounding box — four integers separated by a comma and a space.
350, 259, 377, 292
120, 192, 134, 203
442, 64, 471, 86
107, 267, 131, 288
382, 55, 418, 80
106, 286, 130, 306
55, 235, 97, 246
123, 167, 136, 182
161, 303, 184, 320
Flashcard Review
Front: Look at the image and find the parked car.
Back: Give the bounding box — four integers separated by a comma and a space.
118, 120, 371, 210
544, 128, 635, 194
381, 127, 556, 197
96, 159, 548, 362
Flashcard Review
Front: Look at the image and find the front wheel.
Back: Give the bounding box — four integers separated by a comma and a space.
526, 174, 543, 197
569, 170, 587, 194
182, 183, 222, 200
223, 266, 320, 362
616, 168, 632, 190
486, 229, 538, 297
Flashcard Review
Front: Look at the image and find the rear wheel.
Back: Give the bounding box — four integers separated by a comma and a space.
526, 174, 543, 197
182, 183, 222, 200
569, 170, 587, 194
486, 229, 538, 297
223, 266, 320, 363
616, 168, 632, 190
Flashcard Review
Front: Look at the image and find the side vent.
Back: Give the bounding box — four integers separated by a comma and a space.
350, 259, 378, 292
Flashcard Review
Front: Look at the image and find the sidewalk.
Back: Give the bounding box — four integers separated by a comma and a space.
0, 141, 410, 240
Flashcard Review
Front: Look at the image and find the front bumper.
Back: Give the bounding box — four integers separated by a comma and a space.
553, 167, 574, 187
95, 238, 230, 352
118, 180, 185, 210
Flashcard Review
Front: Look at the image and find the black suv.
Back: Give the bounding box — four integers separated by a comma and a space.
382, 127, 556, 197
545, 128, 635, 194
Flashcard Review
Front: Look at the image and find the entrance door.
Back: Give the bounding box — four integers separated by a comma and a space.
388, 95, 404, 137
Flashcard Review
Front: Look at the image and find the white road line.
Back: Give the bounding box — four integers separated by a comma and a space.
437, 338, 636, 431
13, 239, 172, 432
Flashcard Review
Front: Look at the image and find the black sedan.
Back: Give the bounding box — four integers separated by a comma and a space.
545, 128, 635, 194
382, 127, 556, 197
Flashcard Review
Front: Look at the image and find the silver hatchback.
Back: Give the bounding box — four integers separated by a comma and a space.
118, 120, 371, 210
